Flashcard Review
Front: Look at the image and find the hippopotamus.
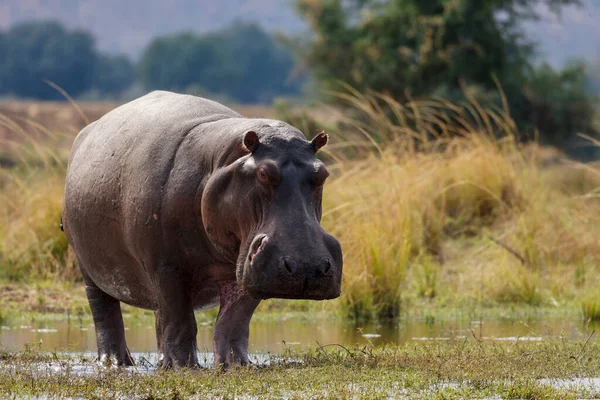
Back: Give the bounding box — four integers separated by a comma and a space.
61, 91, 343, 368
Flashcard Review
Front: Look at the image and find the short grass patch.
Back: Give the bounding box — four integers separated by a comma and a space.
2, 340, 600, 399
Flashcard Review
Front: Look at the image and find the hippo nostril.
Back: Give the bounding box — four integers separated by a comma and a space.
284, 260, 293, 273
248, 234, 268, 263
316, 259, 332, 275
281, 257, 297, 274
323, 259, 331, 274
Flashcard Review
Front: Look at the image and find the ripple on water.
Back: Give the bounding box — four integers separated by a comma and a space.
483, 336, 543, 341
361, 333, 381, 338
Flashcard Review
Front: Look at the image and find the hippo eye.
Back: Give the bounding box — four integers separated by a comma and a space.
257, 164, 280, 186
257, 168, 269, 183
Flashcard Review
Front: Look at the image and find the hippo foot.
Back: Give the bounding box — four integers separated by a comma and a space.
154, 305, 201, 369
97, 350, 134, 367
214, 351, 254, 370
156, 352, 201, 370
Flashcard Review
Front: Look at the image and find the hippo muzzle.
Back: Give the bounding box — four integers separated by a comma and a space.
240, 230, 343, 300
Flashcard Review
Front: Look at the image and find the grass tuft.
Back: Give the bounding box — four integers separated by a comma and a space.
582, 292, 600, 322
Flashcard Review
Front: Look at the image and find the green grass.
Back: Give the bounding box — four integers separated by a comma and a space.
2, 341, 600, 399
582, 291, 600, 322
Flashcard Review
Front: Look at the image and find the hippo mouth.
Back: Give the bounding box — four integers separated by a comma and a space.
245, 285, 341, 301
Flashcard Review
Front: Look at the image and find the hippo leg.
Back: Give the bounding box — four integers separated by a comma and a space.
155, 266, 199, 368
154, 308, 198, 368
213, 281, 260, 368
154, 311, 165, 366
84, 279, 134, 366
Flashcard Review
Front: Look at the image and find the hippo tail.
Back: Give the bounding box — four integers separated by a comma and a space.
59, 216, 64, 232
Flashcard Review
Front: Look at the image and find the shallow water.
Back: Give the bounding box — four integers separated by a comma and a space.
5, 351, 274, 373
1, 314, 599, 397
0, 313, 596, 354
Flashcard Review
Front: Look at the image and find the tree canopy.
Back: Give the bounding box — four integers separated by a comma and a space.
91, 54, 136, 97
0, 21, 135, 100
295, 0, 595, 146
137, 23, 303, 103
0, 21, 301, 103
0, 21, 96, 99
1, 6, 598, 150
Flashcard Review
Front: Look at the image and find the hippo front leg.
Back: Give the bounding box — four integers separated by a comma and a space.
213, 281, 260, 368
155, 265, 199, 369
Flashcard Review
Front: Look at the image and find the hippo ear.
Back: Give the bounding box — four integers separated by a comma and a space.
311, 131, 328, 153
243, 131, 260, 153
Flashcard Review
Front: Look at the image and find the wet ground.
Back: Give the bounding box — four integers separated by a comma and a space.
1, 315, 599, 398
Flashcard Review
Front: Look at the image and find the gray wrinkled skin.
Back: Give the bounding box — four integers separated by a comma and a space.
62, 91, 343, 368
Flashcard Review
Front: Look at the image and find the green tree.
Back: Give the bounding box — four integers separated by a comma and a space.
295, 0, 594, 146
524, 61, 596, 148
0, 21, 97, 99
137, 23, 302, 103
215, 23, 301, 103
0, 20, 134, 100
92, 54, 135, 96
137, 33, 225, 93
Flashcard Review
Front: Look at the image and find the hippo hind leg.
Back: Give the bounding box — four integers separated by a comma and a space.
84, 277, 134, 366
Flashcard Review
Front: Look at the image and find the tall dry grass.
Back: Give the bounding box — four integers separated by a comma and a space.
1, 95, 599, 322
0, 113, 75, 281
319, 89, 600, 320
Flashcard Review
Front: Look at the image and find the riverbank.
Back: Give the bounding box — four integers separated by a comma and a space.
2, 340, 600, 399
0, 280, 593, 323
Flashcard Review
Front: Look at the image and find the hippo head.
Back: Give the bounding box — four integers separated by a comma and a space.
201, 123, 342, 300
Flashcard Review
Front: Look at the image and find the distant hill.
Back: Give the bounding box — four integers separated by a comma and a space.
1, 0, 599, 65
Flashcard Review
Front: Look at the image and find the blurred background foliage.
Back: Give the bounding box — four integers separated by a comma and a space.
137, 23, 302, 103
0, 21, 303, 104
0, 0, 598, 157
294, 0, 597, 155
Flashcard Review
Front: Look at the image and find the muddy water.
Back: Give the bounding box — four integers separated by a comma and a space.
0, 314, 596, 354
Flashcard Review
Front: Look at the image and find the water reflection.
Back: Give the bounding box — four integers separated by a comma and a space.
0, 315, 596, 353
